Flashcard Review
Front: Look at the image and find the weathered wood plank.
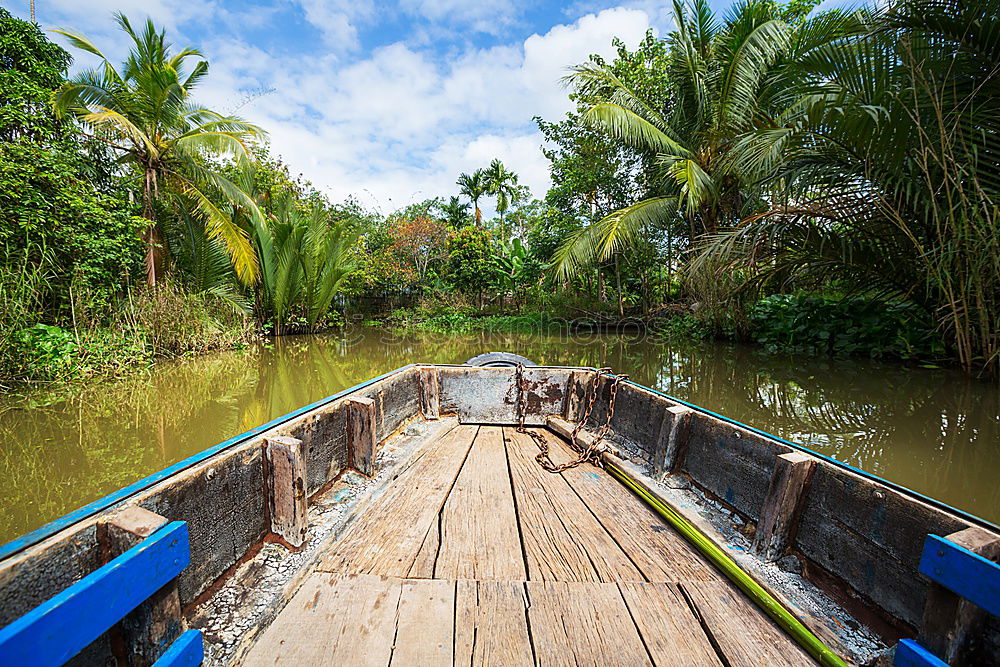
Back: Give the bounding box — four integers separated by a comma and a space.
618, 582, 723, 666
503, 427, 643, 583
389, 579, 454, 667
535, 430, 720, 583
435, 426, 527, 580
242, 573, 401, 667
751, 452, 817, 562
102, 507, 185, 667
656, 405, 693, 476
526, 580, 652, 665
454, 580, 533, 667
264, 436, 309, 547
347, 397, 377, 476
418, 367, 440, 420
917, 528, 1000, 663
317, 425, 476, 577
681, 581, 814, 666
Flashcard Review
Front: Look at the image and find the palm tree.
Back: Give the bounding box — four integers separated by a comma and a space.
485, 158, 520, 239
456, 169, 488, 225
440, 196, 470, 227
251, 195, 358, 333
52, 13, 266, 286
697, 0, 999, 375
553, 0, 860, 278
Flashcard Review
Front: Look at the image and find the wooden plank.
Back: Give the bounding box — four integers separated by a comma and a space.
538, 430, 720, 583
894, 639, 948, 667
390, 579, 454, 666
407, 522, 440, 579
657, 405, 693, 476
751, 452, 817, 562
102, 507, 185, 666
348, 396, 377, 476
503, 427, 643, 583
0, 522, 190, 667
917, 527, 1000, 663
152, 629, 203, 667
419, 367, 440, 420
919, 532, 1000, 618
618, 582, 723, 666
242, 573, 401, 666
526, 581, 652, 665
681, 581, 814, 666
317, 425, 477, 577
264, 436, 309, 547
435, 426, 527, 580
454, 580, 533, 666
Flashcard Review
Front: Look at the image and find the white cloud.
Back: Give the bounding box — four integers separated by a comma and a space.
30, 1, 656, 214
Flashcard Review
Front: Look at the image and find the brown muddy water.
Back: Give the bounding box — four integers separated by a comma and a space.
0, 327, 997, 544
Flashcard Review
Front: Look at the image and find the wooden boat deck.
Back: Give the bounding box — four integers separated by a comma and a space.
242, 424, 815, 666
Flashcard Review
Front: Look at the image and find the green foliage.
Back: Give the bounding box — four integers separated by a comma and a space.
252, 196, 358, 332
651, 314, 712, 342
749, 295, 944, 359
0, 11, 144, 308
447, 226, 496, 293
53, 12, 266, 285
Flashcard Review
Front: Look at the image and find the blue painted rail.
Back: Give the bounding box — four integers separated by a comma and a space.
0, 521, 202, 667
894, 533, 1000, 666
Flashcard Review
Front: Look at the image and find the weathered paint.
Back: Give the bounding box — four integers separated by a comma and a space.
0, 522, 190, 667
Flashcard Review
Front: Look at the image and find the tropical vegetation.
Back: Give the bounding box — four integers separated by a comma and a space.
1, 0, 997, 390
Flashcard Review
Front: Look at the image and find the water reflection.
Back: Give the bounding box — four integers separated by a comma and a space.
0, 327, 996, 543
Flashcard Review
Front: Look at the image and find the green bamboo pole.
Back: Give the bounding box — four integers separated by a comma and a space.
603, 460, 847, 667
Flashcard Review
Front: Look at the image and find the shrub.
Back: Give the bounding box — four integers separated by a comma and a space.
749, 294, 945, 359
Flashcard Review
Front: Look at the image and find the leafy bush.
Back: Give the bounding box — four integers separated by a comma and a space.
749, 295, 945, 359
650, 314, 711, 342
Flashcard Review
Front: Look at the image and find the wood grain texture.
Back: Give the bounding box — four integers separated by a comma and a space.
503, 427, 643, 583
454, 580, 533, 667
618, 582, 723, 666
752, 452, 816, 562
525, 580, 652, 666
390, 579, 455, 667
682, 581, 815, 666
347, 397, 377, 476
435, 426, 527, 580
419, 367, 440, 420
264, 436, 309, 547
538, 430, 720, 583
242, 573, 401, 667
317, 425, 477, 577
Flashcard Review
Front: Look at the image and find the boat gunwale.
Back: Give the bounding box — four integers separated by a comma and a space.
2, 362, 994, 562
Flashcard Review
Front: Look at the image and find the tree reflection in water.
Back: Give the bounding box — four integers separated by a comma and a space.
0, 327, 996, 543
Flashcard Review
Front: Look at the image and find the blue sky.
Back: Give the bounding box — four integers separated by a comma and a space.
6, 0, 845, 214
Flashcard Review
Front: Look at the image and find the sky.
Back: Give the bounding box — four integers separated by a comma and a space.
6, 0, 841, 215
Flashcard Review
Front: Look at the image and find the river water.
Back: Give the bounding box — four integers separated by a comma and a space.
0, 327, 996, 544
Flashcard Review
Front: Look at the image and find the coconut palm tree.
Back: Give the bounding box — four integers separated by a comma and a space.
456, 169, 488, 225
52, 13, 266, 286
553, 0, 862, 278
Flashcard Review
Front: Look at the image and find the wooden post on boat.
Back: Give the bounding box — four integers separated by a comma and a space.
917, 527, 1000, 663
263, 436, 308, 547
751, 452, 816, 562
348, 396, 377, 476
419, 367, 440, 420
655, 405, 693, 477
564, 371, 587, 423
99, 507, 184, 666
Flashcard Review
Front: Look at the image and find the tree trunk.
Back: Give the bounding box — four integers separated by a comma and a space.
143, 169, 158, 287
597, 266, 606, 302
614, 253, 624, 317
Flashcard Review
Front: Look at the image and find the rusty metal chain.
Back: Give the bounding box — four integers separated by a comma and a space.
515, 363, 627, 473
